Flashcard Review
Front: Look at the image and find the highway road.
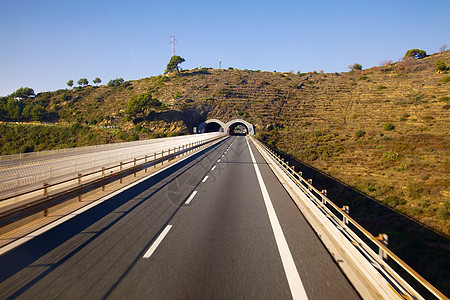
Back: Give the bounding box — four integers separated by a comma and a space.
0, 136, 360, 299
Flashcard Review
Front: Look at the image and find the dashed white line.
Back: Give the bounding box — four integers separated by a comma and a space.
0, 148, 202, 256
185, 190, 198, 204
211, 165, 216, 171
246, 137, 309, 300
202, 175, 209, 183
143, 225, 173, 258
218, 159, 221, 162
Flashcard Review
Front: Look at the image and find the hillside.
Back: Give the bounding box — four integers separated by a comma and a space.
0, 51, 449, 235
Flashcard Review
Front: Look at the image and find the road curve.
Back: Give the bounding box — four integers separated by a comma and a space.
0, 136, 359, 299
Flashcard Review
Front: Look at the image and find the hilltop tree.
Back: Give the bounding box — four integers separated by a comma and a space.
404, 49, 427, 60
107, 78, 124, 87
126, 93, 162, 122
67, 80, 74, 88
13, 87, 35, 100
165, 55, 185, 74
348, 63, 362, 71
77, 78, 89, 86
440, 45, 447, 52
93, 77, 101, 86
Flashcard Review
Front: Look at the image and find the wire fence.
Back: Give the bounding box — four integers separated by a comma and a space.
0, 133, 222, 197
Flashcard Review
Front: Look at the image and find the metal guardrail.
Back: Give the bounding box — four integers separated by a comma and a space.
0, 134, 226, 209
0, 133, 223, 195
252, 137, 447, 300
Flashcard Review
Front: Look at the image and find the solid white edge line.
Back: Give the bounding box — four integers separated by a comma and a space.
202, 175, 209, 183
0, 142, 212, 256
143, 225, 173, 258
185, 191, 198, 205
246, 137, 309, 300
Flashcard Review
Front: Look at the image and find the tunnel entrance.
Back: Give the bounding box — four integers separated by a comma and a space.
203, 122, 223, 133
228, 123, 248, 136
197, 119, 254, 135
197, 119, 226, 133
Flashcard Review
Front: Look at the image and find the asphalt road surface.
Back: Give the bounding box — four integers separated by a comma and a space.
0, 136, 360, 299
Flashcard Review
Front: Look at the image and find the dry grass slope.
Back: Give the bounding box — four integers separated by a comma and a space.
5, 51, 449, 235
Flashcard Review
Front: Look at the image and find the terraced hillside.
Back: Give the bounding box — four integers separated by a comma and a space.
1, 51, 449, 234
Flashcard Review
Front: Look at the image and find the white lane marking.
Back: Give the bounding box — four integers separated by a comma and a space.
202, 175, 209, 183
218, 159, 221, 162
185, 191, 198, 205
246, 137, 309, 300
143, 225, 172, 258
0, 147, 202, 256
211, 165, 216, 171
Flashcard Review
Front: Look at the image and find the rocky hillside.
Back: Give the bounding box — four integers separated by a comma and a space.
1, 51, 449, 234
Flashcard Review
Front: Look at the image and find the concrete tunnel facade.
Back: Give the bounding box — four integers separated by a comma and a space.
197, 119, 255, 135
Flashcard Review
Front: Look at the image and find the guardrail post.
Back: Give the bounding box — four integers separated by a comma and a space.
120, 163, 123, 183
102, 167, 106, 191
134, 158, 137, 177
43, 182, 49, 197
321, 190, 327, 205
377, 234, 388, 260
154, 153, 157, 168
342, 205, 349, 225
307, 179, 313, 190
145, 155, 148, 172
298, 171, 302, 177
78, 173, 82, 186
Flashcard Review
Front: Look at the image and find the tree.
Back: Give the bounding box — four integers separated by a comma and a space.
125, 93, 162, 122
67, 80, 74, 88
404, 49, 427, 60
440, 45, 448, 52
31, 104, 45, 121
13, 87, 35, 100
7, 98, 20, 121
22, 104, 32, 119
93, 77, 101, 86
77, 78, 89, 86
348, 63, 362, 71
165, 55, 185, 74
0, 97, 8, 119
107, 78, 124, 87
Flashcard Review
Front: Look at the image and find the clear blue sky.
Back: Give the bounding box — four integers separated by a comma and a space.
1, 0, 449, 96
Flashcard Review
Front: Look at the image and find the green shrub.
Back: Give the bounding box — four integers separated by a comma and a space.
377, 85, 387, 90
355, 129, 366, 139
384, 122, 395, 131
358, 76, 369, 81
383, 150, 399, 161
436, 60, 448, 72
441, 76, 450, 83
438, 96, 450, 102
385, 196, 406, 207
400, 113, 410, 121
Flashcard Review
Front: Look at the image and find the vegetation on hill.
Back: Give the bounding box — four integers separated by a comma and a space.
0, 50, 449, 236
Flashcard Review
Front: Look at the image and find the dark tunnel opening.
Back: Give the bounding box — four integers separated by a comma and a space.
203, 122, 223, 133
